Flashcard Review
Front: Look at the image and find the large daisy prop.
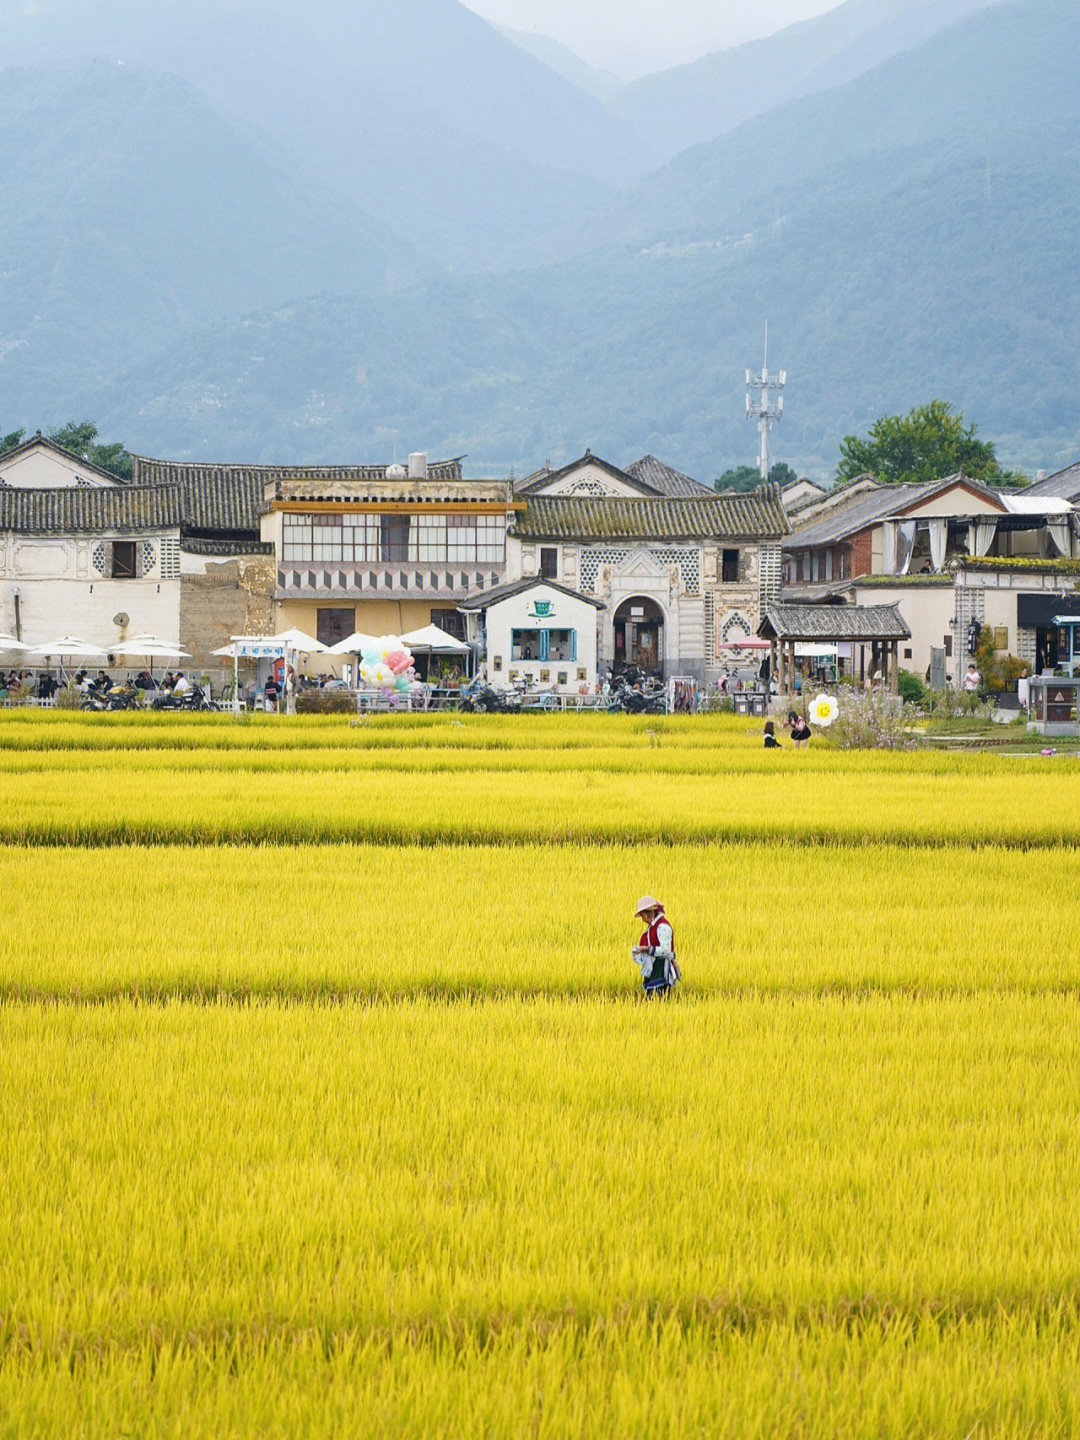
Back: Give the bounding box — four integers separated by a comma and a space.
809, 693, 839, 727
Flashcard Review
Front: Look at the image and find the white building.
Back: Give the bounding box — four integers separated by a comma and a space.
501, 452, 788, 685
782, 469, 1080, 681
458, 578, 603, 691
0, 435, 273, 675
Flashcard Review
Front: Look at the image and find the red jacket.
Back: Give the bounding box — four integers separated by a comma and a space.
640, 911, 674, 951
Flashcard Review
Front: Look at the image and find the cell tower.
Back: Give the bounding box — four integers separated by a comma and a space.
745, 321, 786, 481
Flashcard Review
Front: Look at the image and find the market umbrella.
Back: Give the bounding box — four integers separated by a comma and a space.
0, 633, 31, 654
398, 622, 472, 680
397, 624, 469, 653
326, 631, 383, 655
112, 635, 191, 688
29, 634, 108, 683
268, 628, 328, 654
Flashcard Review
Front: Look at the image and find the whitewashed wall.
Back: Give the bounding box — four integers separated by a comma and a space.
0, 531, 182, 660
483, 584, 598, 692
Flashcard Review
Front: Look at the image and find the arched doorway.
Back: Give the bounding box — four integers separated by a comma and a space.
613, 596, 665, 677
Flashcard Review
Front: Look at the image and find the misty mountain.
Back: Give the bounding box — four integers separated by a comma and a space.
74, 0, 1080, 480
606, 0, 1076, 247
497, 24, 620, 103
612, 0, 1008, 161
0, 61, 420, 427
1, 0, 651, 270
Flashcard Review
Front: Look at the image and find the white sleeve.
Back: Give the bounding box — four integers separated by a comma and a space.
655, 922, 673, 954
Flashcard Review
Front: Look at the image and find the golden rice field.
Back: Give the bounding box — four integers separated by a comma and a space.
2, 709, 1080, 1437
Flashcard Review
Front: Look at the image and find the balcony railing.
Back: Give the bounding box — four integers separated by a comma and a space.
277, 562, 505, 599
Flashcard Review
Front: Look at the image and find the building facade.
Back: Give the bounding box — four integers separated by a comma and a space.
502, 453, 788, 685
1, 436, 272, 673
782, 470, 1080, 681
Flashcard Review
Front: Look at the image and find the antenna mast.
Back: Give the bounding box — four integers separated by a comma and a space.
745, 321, 786, 481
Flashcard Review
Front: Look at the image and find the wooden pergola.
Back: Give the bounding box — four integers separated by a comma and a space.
757, 603, 912, 697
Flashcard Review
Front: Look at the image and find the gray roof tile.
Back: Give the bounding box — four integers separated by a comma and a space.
758, 602, 911, 640
513, 487, 788, 540
624, 454, 713, 497
0, 483, 181, 534
1024, 459, 1080, 501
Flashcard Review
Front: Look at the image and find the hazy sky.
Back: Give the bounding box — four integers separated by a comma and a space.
463, 0, 844, 76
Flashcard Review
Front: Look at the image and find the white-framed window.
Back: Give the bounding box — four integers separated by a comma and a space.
281, 511, 505, 564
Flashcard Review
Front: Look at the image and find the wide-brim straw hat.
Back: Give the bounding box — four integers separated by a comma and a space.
634, 895, 662, 916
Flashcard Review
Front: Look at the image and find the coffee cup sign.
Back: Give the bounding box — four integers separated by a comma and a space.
527, 599, 555, 620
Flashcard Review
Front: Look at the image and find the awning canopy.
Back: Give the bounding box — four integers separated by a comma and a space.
1017, 594, 1080, 628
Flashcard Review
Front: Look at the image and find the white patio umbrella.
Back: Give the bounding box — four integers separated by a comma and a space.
326, 631, 383, 656
0, 633, 31, 654
398, 624, 470, 654
268, 628, 328, 654
398, 623, 472, 679
112, 635, 191, 687
29, 635, 108, 682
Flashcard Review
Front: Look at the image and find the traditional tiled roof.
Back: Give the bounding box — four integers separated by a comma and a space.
515, 452, 655, 497
758, 603, 911, 641
786, 473, 1009, 549
0, 483, 181, 534
130, 457, 267, 535
781, 478, 829, 513
457, 577, 605, 611
513, 487, 788, 541
130, 454, 469, 534
1024, 459, 1080, 502
132, 455, 465, 487
624, 455, 713, 497
181, 538, 275, 557
787, 483, 921, 547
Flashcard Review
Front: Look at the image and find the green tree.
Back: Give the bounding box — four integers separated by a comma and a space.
714, 465, 764, 492
768, 461, 798, 486
836, 401, 1025, 487
0, 429, 25, 456
45, 421, 133, 481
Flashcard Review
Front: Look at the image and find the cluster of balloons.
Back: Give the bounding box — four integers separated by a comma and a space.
359, 636, 415, 697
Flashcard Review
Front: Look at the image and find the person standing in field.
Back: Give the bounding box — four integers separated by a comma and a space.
632, 896, 680, 998
786, 710, 811, 749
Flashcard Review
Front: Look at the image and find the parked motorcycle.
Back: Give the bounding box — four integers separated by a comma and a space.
457, 681, 522, 714
150, 683, 217, 712
607, 676, 666, 715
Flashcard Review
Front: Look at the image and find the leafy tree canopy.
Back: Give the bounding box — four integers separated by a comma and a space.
714, 465, 763, 492
0, 423, 132, 481
767, 461, 798, 487
715, 461, 798, 492
837, 401, 1026, 488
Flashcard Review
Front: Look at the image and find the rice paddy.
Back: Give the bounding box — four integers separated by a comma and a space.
1, 710, 1078, 1437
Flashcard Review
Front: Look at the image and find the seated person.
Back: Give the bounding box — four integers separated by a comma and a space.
172, 671, 193, 697
763, 720, 783, 748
